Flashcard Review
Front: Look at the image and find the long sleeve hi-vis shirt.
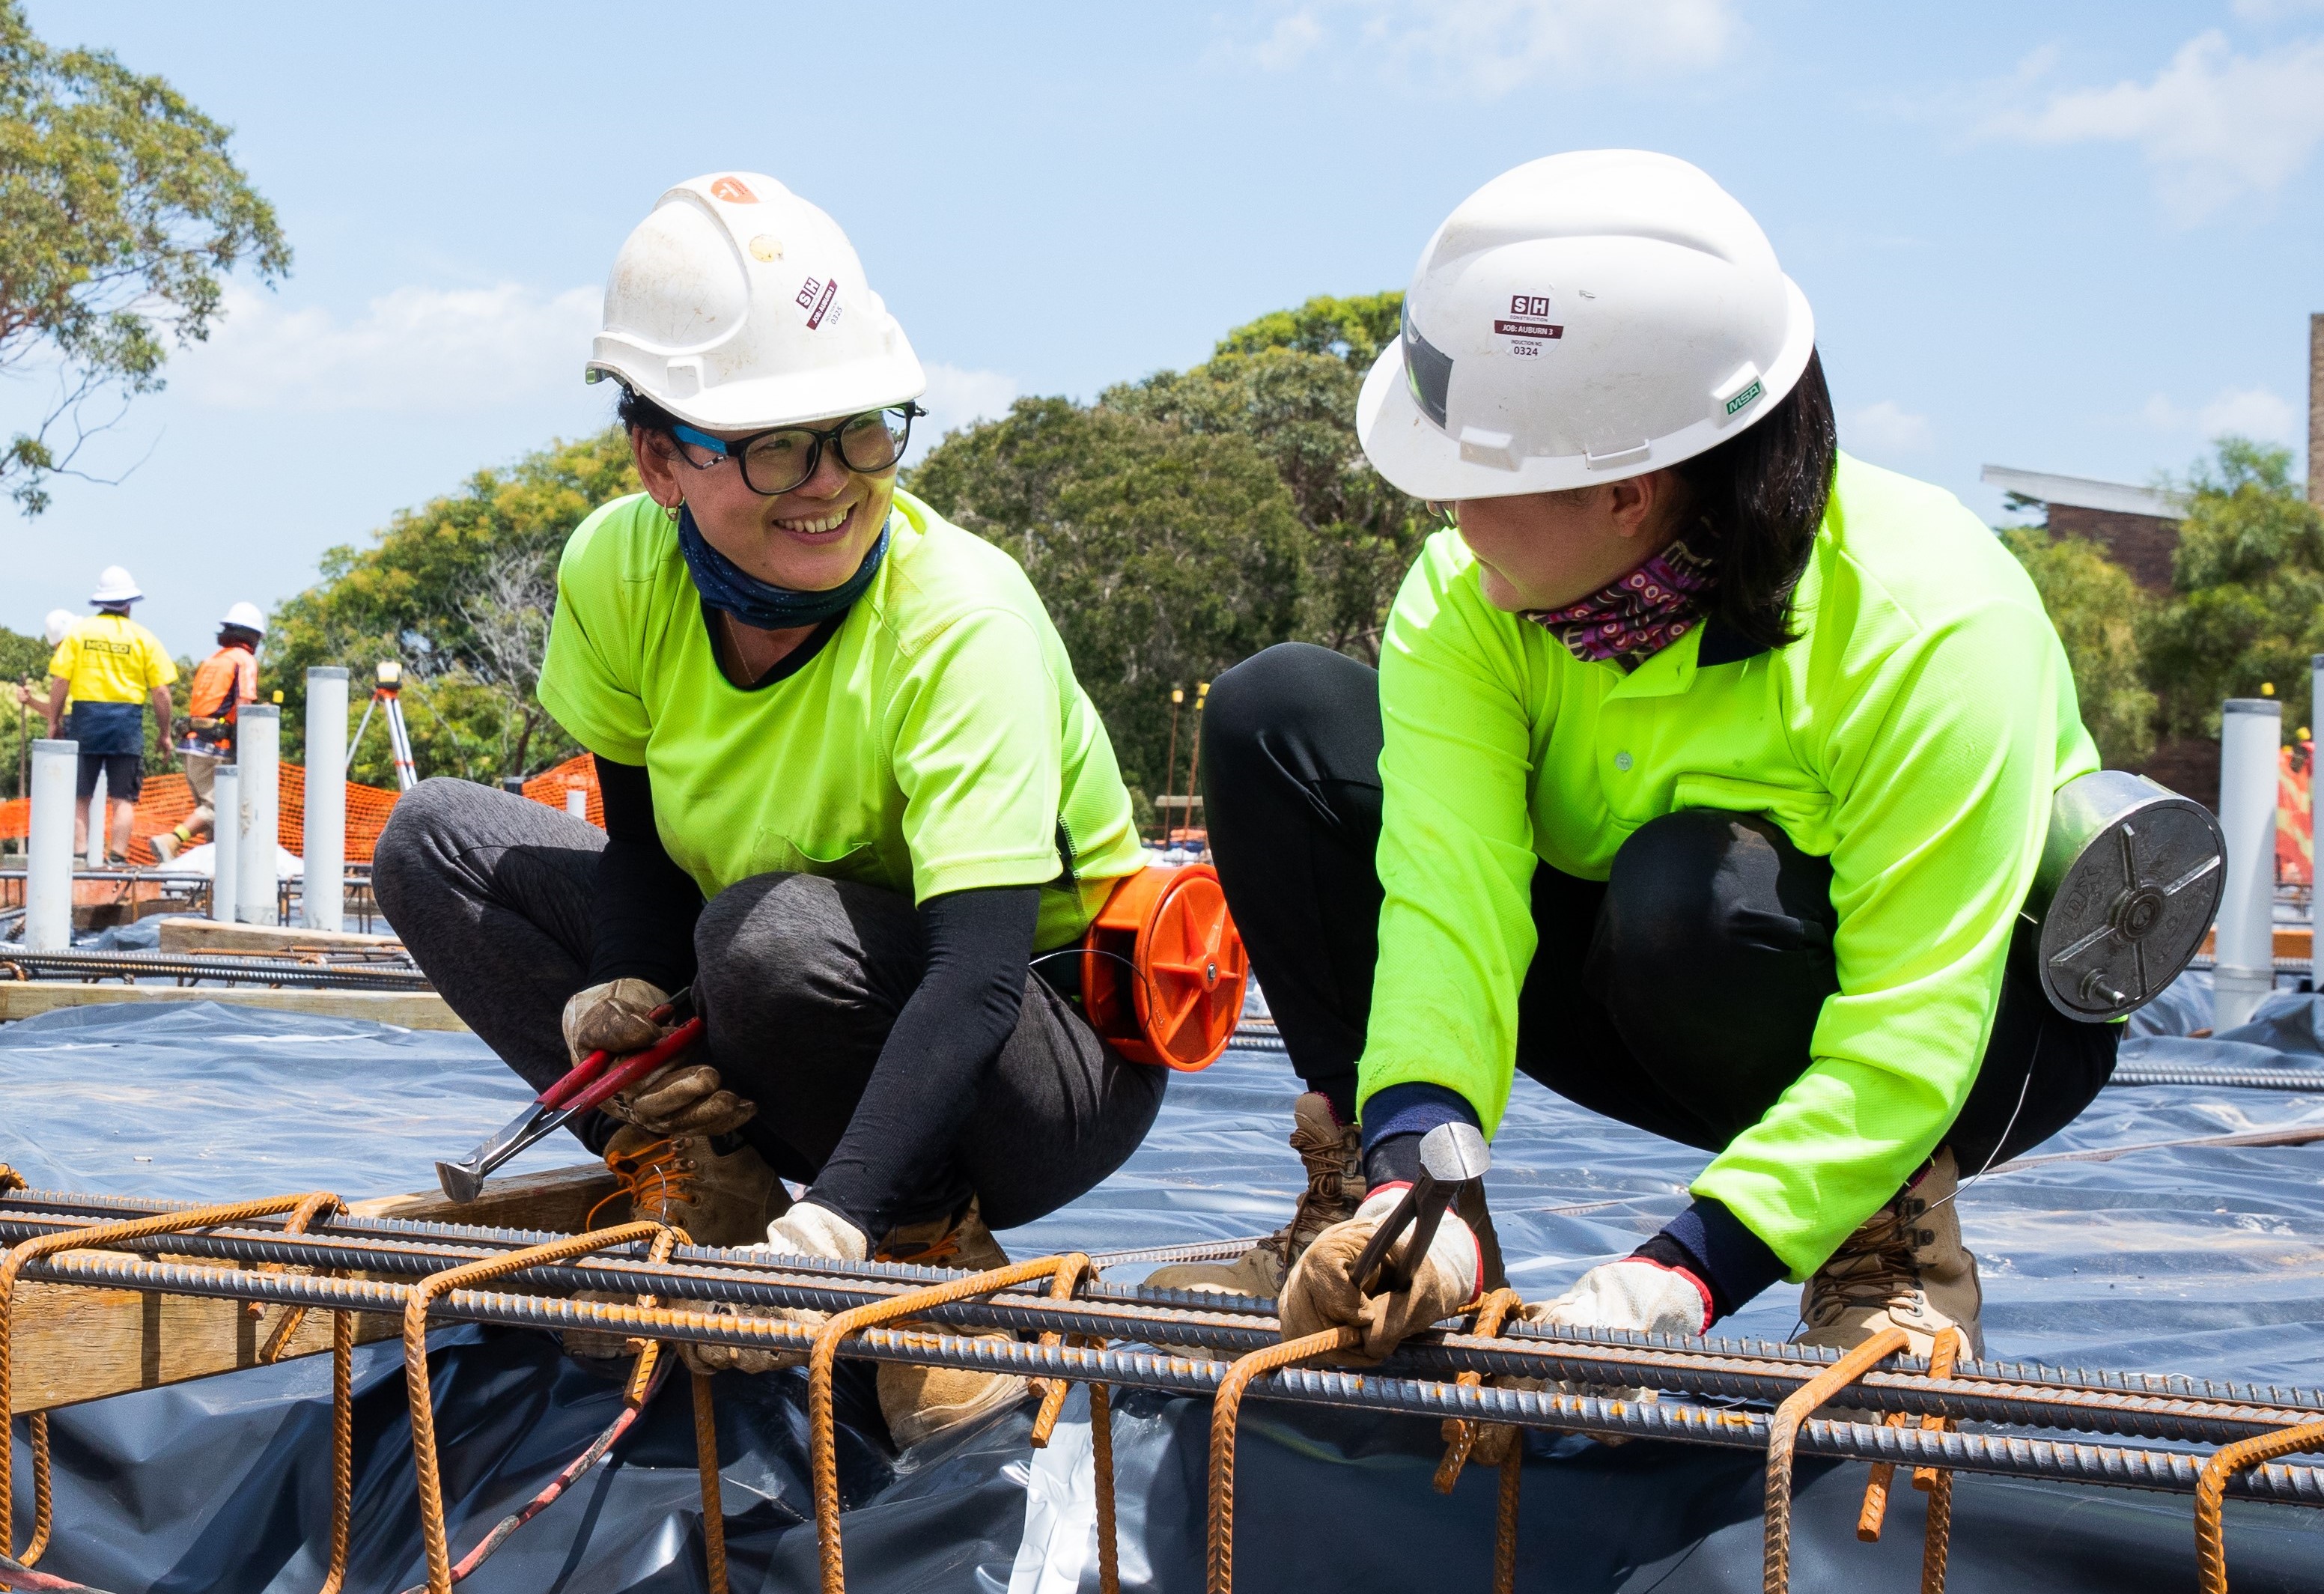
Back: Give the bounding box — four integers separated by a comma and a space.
1363, 454, 2099, 1279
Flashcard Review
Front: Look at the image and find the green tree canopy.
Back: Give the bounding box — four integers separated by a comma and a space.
0, 2, 289, 512
2140, 438, 2324, 744
1104, 292, 1428, 660
1208, 290, 1403, 370
267, 430, 637, 785
2001, 529, 2156, 767
907, 398, 1306, 800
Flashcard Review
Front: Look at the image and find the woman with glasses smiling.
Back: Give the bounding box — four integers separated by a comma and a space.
374, 173, 1157, 1447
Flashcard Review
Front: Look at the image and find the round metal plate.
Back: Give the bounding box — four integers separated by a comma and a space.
2035, 774, 2226, 1020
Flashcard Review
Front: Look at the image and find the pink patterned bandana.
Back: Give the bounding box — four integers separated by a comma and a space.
1524, 535, 1717, 672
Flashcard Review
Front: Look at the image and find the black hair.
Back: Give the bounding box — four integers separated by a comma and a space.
218, 624, 262, 649
1671, 347, 1836, 653
615, 383, 684, 442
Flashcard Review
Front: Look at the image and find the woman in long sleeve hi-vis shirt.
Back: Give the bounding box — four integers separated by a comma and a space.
1154, 151, 2120, 1364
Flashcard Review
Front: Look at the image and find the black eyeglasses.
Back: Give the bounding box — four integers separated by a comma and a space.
669, 403, 925, 496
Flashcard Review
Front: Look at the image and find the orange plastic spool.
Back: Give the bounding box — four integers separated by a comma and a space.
1079, 863, 1249, 1071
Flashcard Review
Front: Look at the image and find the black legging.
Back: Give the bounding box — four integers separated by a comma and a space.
1202, 642, 2117, 1178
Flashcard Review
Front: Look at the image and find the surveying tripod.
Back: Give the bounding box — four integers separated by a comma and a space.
345, 660, 419, 791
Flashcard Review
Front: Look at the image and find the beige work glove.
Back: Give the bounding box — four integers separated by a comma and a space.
1278, 1186, 1482, 1366
562, 979, 755, 1137
681, 1202, 869, 1376
1468, 1259, 1713, 1463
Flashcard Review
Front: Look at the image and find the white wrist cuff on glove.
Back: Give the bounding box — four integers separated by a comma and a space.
757, 1201, 869, 1265
1354, 1184, 1483, 1299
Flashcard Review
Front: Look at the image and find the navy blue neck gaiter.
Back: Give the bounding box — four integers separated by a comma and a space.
675, 505, 890, 630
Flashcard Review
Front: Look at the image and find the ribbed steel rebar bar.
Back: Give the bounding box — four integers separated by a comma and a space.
0, 949, 425, 990
23, 1245, 2324, 1507
12, 1203, 2324, 1447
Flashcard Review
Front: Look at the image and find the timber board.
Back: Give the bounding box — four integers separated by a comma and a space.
0, 982, 465, 1031
8, 1163, 616, 1414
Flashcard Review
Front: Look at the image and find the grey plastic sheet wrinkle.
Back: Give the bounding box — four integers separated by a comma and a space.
4, 982, 2324, 1589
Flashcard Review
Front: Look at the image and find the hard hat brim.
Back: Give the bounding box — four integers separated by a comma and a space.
1357, 276, 1816, 502
587, 350, 928, 434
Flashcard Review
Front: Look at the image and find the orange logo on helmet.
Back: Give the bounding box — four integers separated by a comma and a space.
708, 176, 758, 204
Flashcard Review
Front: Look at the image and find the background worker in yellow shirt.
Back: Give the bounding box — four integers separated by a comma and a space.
46, 567, 176, 866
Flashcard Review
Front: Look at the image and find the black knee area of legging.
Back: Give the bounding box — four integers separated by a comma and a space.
1590, 811, 1840, 1143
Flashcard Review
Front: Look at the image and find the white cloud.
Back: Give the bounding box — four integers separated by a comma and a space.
1229, 0, 1739, 94
1989, 30, 2324, 222
1842, 400, 1934, 457
178, 282, 601, 412
916, 363, 1019, 445
2142, 385, 2298, 441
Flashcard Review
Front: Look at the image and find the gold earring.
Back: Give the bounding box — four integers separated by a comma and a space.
664, 497, 682, 523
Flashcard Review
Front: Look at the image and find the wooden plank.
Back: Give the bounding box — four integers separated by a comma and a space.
157, 919, 402, 955
348, 1162, 618, 1232
7, 1164, 615, 1415
0, 982, 466, 1032
2197, 925, 2314, 960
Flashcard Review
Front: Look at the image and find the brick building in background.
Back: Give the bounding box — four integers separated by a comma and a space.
1978, 463, 2217, 802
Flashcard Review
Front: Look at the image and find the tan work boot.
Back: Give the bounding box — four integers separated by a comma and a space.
563, 1127, 790, 1361
872, 1199, 1031, 1447
148, 830, 183, 863
1145, 1092, 1361, 1300
1798, 1147, 1983, 1362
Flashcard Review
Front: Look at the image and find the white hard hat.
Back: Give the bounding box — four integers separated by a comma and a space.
220, 600, 266, 636
585, 172, 925, 431
90, 565, 142, 605
1357, 150, 1815, 502
43, 609, 75, 647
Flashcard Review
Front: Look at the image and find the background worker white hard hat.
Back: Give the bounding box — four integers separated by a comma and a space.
43, 608, 75, 646
585, 171, 925, 431
1357, 149, 1816, 503
90, 565, 143, 605
221, 600, 266, 636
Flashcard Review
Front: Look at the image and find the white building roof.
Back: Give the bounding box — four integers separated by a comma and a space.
1980, 465, 2188, 520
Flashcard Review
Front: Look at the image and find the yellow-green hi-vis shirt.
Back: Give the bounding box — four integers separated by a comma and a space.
538, 490, 1146, 953
48, 613, 177, 703
1364, 454, 2101, 1279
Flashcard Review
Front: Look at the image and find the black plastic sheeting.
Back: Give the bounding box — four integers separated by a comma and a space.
3, 991, 2323, 1590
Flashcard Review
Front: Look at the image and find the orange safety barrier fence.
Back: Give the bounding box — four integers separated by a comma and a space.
0, 765, 402, 866
521, 752, 603, 827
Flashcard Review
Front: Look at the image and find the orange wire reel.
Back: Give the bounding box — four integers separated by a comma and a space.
1079, 863, 1249, 1070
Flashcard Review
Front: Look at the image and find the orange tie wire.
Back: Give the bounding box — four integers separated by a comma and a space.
1432, 1288, 1527, 1493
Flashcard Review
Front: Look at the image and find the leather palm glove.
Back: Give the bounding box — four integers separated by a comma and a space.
563, 979, 755, 1137
681, 1203, 868, 1375
1278, 1185, 1482, 1365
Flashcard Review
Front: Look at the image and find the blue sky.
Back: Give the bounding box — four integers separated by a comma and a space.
7, 0, 2323, 654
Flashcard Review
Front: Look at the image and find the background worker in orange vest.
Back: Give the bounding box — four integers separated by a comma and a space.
151, 602, 265, 863
45, 567, 175, 866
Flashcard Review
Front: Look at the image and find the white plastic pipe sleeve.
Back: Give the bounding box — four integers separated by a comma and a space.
25, 739, 76, 950
302, 669, 348, 932
210, 765, 240, 923
236, 705, 281, 926
2215, 697, 2282, 1031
